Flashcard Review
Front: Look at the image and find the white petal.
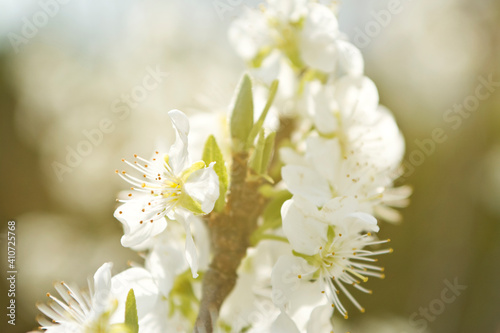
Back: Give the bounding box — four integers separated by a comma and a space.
115, 199, 167, 248
346, 212, 380, 233
358, 105, 405, 170
320, 196, 359, 220
178, 212, 199, 278
251, 50, 282, 85
192, 217, 211, 272
229, 7, 273, 59
308, 83, 338, 135
168, 109, 190, 175
91, 262, 113, 315
279, 147, 306, 166
300, 4, 339, 72
110, 267, 159, 323
300, 37, 337, 73
183, 163, 220, 214
146, 241, 186, 296
305, 136, 343, 184
335, 76, 379, 121
281, 199, 326, 255
270, 312, 300, 333
374, 205, 403, 224
306, 305, 334, 332
268, 0, 307, 20
282, 165, 332, 207
271, 255, 313, 308
336, 40, 364, 76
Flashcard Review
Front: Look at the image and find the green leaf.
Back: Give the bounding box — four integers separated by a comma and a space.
246, 80, 279, 149
262, 190, 292, 229
249, 129, 266, 174
261, 131, 276, 173
124, 289, 139, 333
230, 74, 254, 152
249, 129, 276, 177
202, 135, 228, 212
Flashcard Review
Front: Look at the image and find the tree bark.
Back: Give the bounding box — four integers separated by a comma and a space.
194, 152, 265, 333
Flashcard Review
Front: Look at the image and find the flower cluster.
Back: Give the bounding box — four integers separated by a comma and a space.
224, 1, 409, 330
32, 1, 410, 332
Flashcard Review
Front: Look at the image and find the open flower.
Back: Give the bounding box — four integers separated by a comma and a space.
306, 75, 405, 171
229, 0, 362, 76
114, 110, 219, 246
272, 197, 391, 319
114, 110, 219, 277
281, 136, 411, 223
35, 263, 116, 332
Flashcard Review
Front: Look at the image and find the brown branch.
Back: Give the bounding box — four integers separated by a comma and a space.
194, 117, 295, 332
194, 152, 266, 333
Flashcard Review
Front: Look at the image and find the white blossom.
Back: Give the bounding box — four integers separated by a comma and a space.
114, 110, 219, 276
272, 197, 391, 319
35, 263, 116, 332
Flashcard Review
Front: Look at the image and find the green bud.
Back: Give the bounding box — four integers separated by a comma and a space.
230, 74, 254, 152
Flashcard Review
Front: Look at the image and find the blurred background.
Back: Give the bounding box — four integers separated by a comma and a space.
0, 0, 499, 332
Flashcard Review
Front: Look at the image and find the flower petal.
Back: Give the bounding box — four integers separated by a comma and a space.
183, 162, 220, 214
306, 305, 334, 332
282, 198, 327, 255
110, 267, 159, 323
146, 240, 186, 296
307, 82, 338, 135
336, 40, 364, 76
91, 262, 113, 315
271, 255, 312, 309
270, 311, 300, 333
300, 4, 339, 72
114, 198, 167, 248
282, 165, 332, 207
168, 109, 190, 175
172, 211, 201, 278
